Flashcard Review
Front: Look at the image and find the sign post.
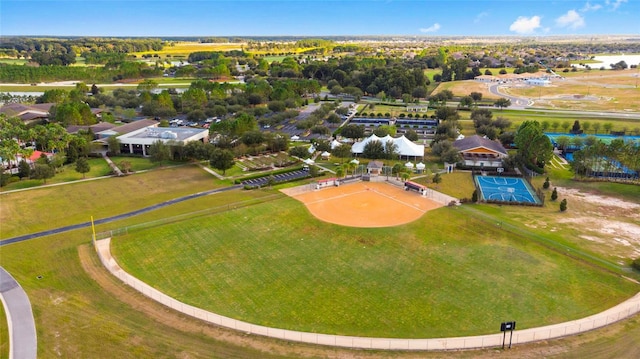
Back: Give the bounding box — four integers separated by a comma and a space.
500, 321, 516, 349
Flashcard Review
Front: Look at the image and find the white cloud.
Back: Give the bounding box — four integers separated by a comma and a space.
581, 1, 602, 12
606, 0, 628, 11
474, 11, 489, 24
509, 16, 542, 34
556, 10, 585, 29
419, 23, 441, 33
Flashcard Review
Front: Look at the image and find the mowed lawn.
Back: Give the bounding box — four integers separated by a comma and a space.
0, 164, 220, 239
111, 196, 637, 338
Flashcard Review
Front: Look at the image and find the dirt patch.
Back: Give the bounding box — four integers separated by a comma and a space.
558, 187, 640, 211
282, 181, 441, 227
554, 187, 640, 259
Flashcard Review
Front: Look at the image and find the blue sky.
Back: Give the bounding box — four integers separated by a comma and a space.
1, 0, 639, 37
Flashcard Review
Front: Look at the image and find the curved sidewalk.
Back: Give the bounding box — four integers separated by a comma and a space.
96, 238, 640, 351
0, 267, 37, 359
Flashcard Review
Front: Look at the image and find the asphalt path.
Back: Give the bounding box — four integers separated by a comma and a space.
488, 82, 533, 108
0, 267, 37, 359
0, 184, 242, 247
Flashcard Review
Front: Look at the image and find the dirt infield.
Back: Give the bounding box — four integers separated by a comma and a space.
281, 181, 442, 227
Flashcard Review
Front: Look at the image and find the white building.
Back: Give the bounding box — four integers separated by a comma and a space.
351, 134, 425, 159
117, 126, 209, 156
526, 78, 551, 86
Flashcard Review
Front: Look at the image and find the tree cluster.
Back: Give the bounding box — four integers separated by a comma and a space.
514, 121, 553, 173
571, 138, 640, 180
470, 109, 511, 141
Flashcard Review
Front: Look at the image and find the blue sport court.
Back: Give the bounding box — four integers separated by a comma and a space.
475, 176, 541, 204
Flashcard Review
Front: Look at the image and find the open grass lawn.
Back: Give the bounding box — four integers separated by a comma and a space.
423, 68, 441, 82
0, 84, 138, 92
468, 163, 640, 266
111, 195, 637, 338
465, 198, 637, 268
0, 157, 112, 191
0, 58, 27, 65
1, 157, 188, 193
0, 165, 221, 239
366, 104, 432, 118
431, 69, 640, 112
506, 81, 640, 112
261, 55, 288, 63
433, 80, 501, 101
2, 220, 639, 359
0, 230, 293, 359
466, 109, 640, 135
107, 156, 161, 172
414, 170, 476, 200
131, 42, 244, 58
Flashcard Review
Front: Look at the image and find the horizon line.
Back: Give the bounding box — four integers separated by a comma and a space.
2, 34, 639, 39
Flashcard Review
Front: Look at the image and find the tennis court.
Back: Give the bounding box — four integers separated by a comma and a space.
475, 175, 540, 204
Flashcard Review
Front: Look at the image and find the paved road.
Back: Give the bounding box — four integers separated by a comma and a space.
0, 185, 242, 247
488, 83, 533, 109
0, 267, 37, 359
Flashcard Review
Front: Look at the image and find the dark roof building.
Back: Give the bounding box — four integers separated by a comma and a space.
0, 103, 54, 124
453, 135, 508, 168
66, 122, 117, 136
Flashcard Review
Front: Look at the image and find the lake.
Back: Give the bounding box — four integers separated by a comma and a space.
583, 54, 640, 68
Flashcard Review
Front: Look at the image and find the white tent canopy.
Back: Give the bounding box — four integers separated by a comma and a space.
321, 151, 331, 158
405, 162, 415, 169
351, 134, 424, 158
416, 162, 426, 170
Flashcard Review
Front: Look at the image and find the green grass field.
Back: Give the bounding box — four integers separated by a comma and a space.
364, 103, 432, 117
454, 109, 640, 135
0, 158, 112, 191
110, 193, 637, 338
0, 58, 28, 65
131, 42, 244, 58
0, 157, 176, 192
1, 160, 639, 357
0, 164, 220, 239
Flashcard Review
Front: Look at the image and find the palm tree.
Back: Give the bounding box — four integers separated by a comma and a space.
347, 161, 357, 177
